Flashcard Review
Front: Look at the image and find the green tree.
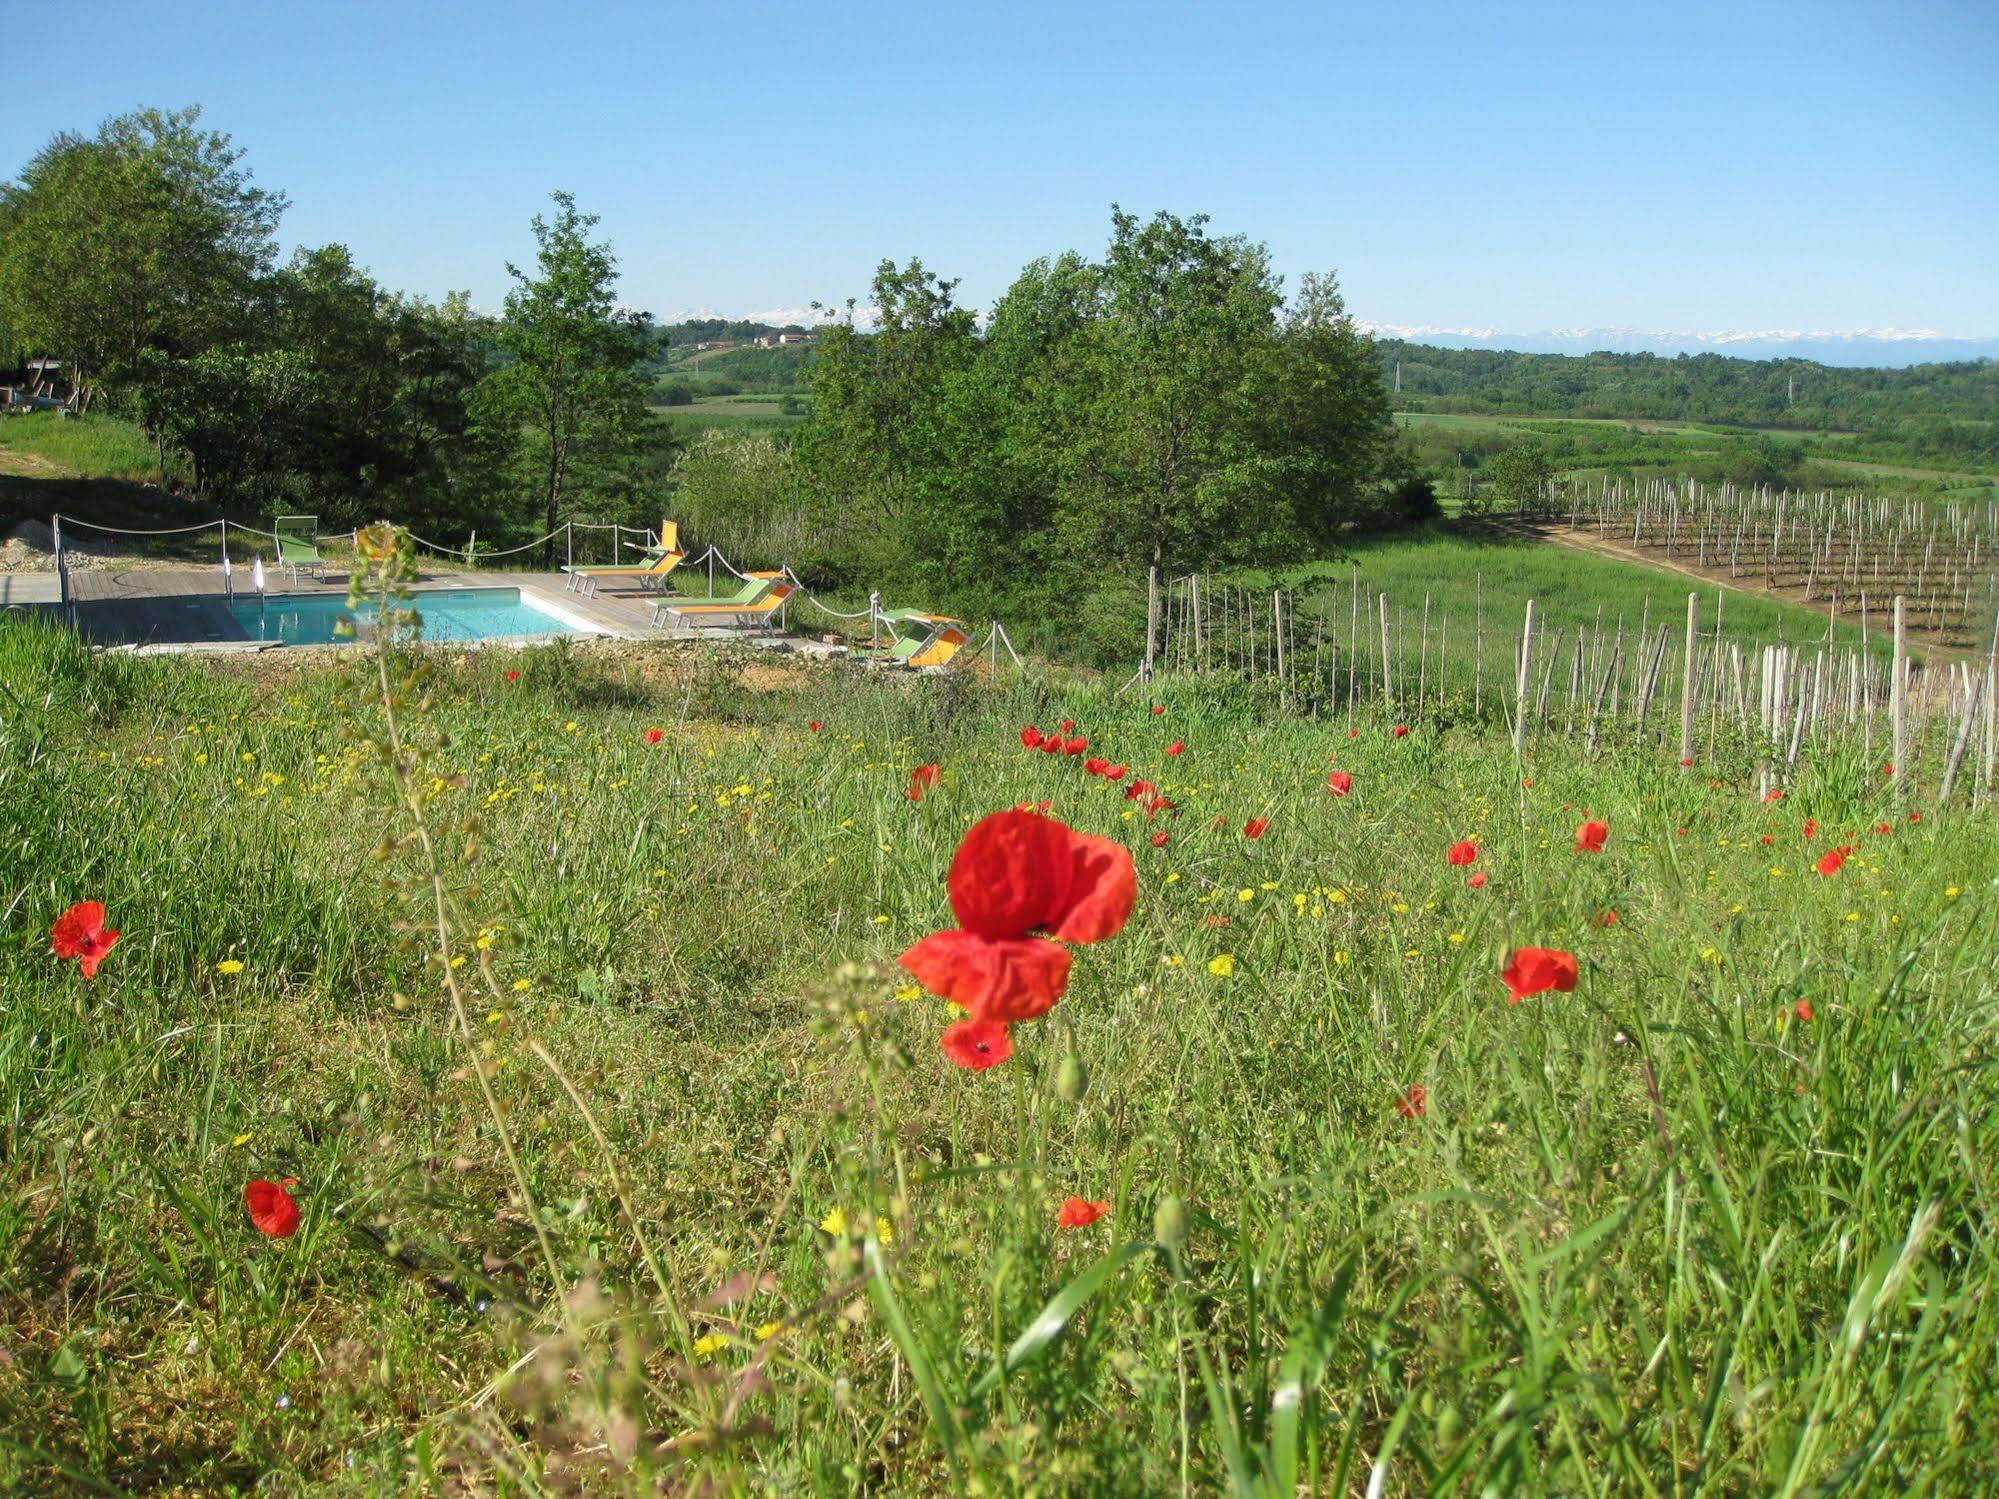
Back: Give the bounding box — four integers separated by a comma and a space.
475, 193, 656, 559
1486, 441, 1556, 512
0, 105, 284, 404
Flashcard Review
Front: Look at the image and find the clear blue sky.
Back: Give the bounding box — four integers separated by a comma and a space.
10, 0, 1997, 334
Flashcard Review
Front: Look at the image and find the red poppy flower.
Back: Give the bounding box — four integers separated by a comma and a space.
1502, 947, 1578, 1003
1060, 720, 1075, 733
1063, 736, 1088, 756
940, 1018, 1012, 1070
1243, 818, 1269, 839
1056, 1196, 1110, 1229
1598, 910, 1618, 927
808, 720, 821, 733
1146, 795, 1175, 818
1151, 704, 1166, 715
1764, 788, 1784, 804
1105, 764, 1127, 781
1125, 779, 1155, 800
1882, 763, 1895, 777
1203, 914, 1231, 928
1445, 840, 1477, 867
51, 901, 120, 980
1574, 820, 1609, 855
1327, 771, 1352, 797
1396, 1085, 1427, 1119
1039, 735, 1063, 754
1793, 999, 1814, 1022
505, 669, 522, 682
1679, 757, 1693, 767
245, 1177, 301, 1238
1466, 871, 1488, 889
1760, 834, 1774, 845
1676, 827, 1689, 837
644, 727, 665, 745
1908, 811, 1922, 824
1084, 757, 1108, 776
1020, 725, 1043, 749
1802, 818, 1817, 840
1348, 729, 1360, 738
1165, 741, 1185, 756
1815, 849, 1846, 876
900, 809, 1136, 1024
1522, 779, 1534, 788
907, 763, 942, 801
1874, 822, 1893, 835
1392, 724, 1409, 738
1150, 831, 1169, 848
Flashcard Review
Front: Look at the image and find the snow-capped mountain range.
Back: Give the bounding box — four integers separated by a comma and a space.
1355, 323, 1999, 368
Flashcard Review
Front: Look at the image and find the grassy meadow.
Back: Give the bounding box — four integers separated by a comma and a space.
3, 584, 1996, 1493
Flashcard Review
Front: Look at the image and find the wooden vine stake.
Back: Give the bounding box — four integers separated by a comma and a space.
1679, 592, 1698, 768
1891, 595, 1908, 798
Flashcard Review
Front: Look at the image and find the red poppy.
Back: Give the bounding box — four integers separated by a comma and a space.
1063, 736, 1088, 756
1874, 822, 1893, 835
1164, 741, 1185, 756
900, 808, 1136, 1024
1060, 720, 1075, 733
940, 1018, 1013, 1071
1084, 757, 1108, 776
1574, 820, 1609, 855
1243, 817, 1269, 839
1521, 779, 1533, 788
505, 669, 522, 682
1802, 818, 1817, 839
644, 727, 665, 745
1793, 999, 1814, 1022
1039, 735, 1063, 754
1392, 724, 1409, 738
1151, 704, 1166, 715
1676, 827, 1689, 837
1760, 834, 1775, 845
1150, 831, 1169, 848
245, 1177, 301, 1238
1598, 910, 1618, 927
1679, 757, 1693, 767
907, 763, 942, 802
1125, 779, 1155, 800
1815, 849, 1846, 876
1327, 771, 1352, 797
1146, 794, 1175, 818
1764, 789, 1784, 804
1056, 1196, 1110, 1228
1882, 763, 1895, 777
1501, 947, 1578, 1003
1104, 764, 1127, 781
1395, 1085, 1427, 1119
1908, 811, 1922, 824
1020, 725, 1043, 749
1348, 729, 1360, 739
51, 901, 120, 980
1466, 872, 1488, 889
808, 721, 822, 733
1445, 840, 1477, 867
1203, 914, 1231, 928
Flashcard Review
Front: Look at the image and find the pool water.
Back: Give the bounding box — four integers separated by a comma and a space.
227, 588, 582, 646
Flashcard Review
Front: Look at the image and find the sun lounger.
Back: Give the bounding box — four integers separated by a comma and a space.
562, 522, 684, 596
649, 575, 794, 629
273, 516, 324, 583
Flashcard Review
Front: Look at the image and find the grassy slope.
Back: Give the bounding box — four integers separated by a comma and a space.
1, 614, 1994, 1491
0, 411, 173, 486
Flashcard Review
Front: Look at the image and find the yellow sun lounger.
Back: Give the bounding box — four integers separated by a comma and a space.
910, 621, 971, 669
562, 522, 684, 597
650, 578, 794, 629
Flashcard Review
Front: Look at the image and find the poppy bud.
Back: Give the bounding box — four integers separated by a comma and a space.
1055, 1053, 1088, 1103
1153, 1194, 1188, 1250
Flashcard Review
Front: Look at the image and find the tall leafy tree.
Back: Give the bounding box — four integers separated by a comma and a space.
475, 192, 656, 557
0, 106, 284, 404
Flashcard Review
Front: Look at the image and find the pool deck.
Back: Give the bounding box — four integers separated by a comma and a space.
46, 567, 835, 653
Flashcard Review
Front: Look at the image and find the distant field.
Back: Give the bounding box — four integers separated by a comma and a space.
0, 411, 173, 486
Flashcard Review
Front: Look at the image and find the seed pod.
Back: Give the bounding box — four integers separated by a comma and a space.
1153, 1194, 1188, 1250
1055, 1054, 1088, 1103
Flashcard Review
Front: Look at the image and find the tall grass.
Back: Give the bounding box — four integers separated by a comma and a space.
0, 411, 178, 485
1, 599, 1994, 1491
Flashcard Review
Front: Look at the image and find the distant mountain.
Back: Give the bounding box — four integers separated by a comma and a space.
1356, 324, 1999, 368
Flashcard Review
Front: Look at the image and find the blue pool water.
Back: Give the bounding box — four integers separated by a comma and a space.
227, 588, 581, 646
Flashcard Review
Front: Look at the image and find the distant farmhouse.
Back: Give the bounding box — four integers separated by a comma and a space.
752, 331, 817, 348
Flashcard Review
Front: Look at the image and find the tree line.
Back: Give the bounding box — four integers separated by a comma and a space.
0, 107, 663, 548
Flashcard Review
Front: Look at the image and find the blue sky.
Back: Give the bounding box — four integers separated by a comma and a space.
9, 0, 1997, 334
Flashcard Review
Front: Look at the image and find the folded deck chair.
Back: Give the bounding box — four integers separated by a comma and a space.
649, 576, 793, 629
273, 516, 324, 583
562, 521, 685, 596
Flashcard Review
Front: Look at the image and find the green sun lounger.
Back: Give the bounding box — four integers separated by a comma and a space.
273, 516, 324, 582
649, 574, 792, 628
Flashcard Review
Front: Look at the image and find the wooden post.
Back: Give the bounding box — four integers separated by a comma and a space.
1144, 565, 1160, 682
1513, 599, 1535, 754
1379, 593, 1393, 705
1679, 592, 1698, 767
1891, 595, 1908, 794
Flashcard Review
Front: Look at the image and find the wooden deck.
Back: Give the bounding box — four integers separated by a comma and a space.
56, 567, 826, 651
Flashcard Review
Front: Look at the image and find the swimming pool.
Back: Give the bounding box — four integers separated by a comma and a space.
226, 588, 585, 646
